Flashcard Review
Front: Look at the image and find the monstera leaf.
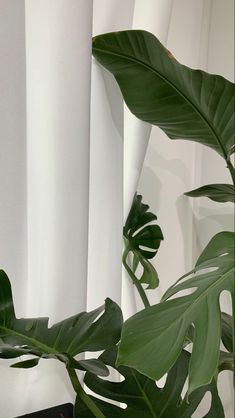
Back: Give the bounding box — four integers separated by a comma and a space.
185, 184, 235, 203
123, 194, 163, 290
76, 347, 224, 417
0, 270, 123, 376
117, 231, 234, 395
93, 30, 235, 165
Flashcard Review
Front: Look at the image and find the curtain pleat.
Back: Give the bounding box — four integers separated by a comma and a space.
86, 0, 135, 311
0, 0, 93, 414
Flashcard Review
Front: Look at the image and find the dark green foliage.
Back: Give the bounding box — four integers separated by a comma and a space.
0, 270, 123, 376
123, 194, 163, 289
76, 347, 224, 417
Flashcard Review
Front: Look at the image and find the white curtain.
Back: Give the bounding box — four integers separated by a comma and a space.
0, 0, 233, 416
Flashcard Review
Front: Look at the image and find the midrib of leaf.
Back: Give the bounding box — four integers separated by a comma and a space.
130, 369, 158, 417
93, 46, 229, 161
124, 266, 234, 364
0, 325, 58, 355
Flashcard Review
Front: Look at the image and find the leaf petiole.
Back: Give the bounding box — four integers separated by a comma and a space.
67, 367, 106, 418
122, 246, 150, 308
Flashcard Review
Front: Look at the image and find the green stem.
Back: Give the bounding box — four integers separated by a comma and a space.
67, 367, 106, 418
122, 247, 150, 308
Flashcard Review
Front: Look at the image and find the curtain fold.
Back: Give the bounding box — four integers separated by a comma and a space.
0, 0, 234, 416
0, 0, 93, 415
122, 0, 174, 317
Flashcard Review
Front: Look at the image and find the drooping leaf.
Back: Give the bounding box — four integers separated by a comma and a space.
0, 270, 123, 375
117, 231, 234, 395
123, 194, 163, 289
75, 347, 224, 417
185, 184, 235, 203
92, 30, 235, 163
137, 252, 160, 289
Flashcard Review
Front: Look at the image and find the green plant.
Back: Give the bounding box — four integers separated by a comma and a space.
0, 30, 234, 417
0, 269, 122, 418
92, 29, 234, 414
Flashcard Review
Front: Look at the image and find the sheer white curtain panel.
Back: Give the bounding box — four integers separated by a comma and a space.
0, 0, 234, 416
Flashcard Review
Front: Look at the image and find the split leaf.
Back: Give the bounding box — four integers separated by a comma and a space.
0, 270, 123, 376
118, 231, 234, 395
76, 347, 224, 417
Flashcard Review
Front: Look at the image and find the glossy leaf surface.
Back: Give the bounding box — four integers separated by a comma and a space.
123, 194, 163, 289
76, 348, 224, 417
118, 232, 234, 394
93, 30, 235, 161
124, 194, 163, 260
185, 184, 235, 203
0, 270, 123, 375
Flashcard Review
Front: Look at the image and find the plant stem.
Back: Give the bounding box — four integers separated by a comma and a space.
67, 367, 106, 418
122, 247, 150, 308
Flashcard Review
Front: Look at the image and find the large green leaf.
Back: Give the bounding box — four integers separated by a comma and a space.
76, 347, 224, 417
0, 270, 123, 375
123, 194, 163, 289
117, 232, 234, 394
185, 184, 235, 203
92, 30, 235, 163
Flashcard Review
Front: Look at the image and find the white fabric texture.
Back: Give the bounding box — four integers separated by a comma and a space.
0, 0, 234, 417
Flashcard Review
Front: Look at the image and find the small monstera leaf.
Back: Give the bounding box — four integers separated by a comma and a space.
123, 194, 163, 289
185, 184, 235, 203
124, 194, 163, 260
76, 347, 224, 417
92, 30, 235, 164
0, 270, 123, 376
117, 231, 234, 395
